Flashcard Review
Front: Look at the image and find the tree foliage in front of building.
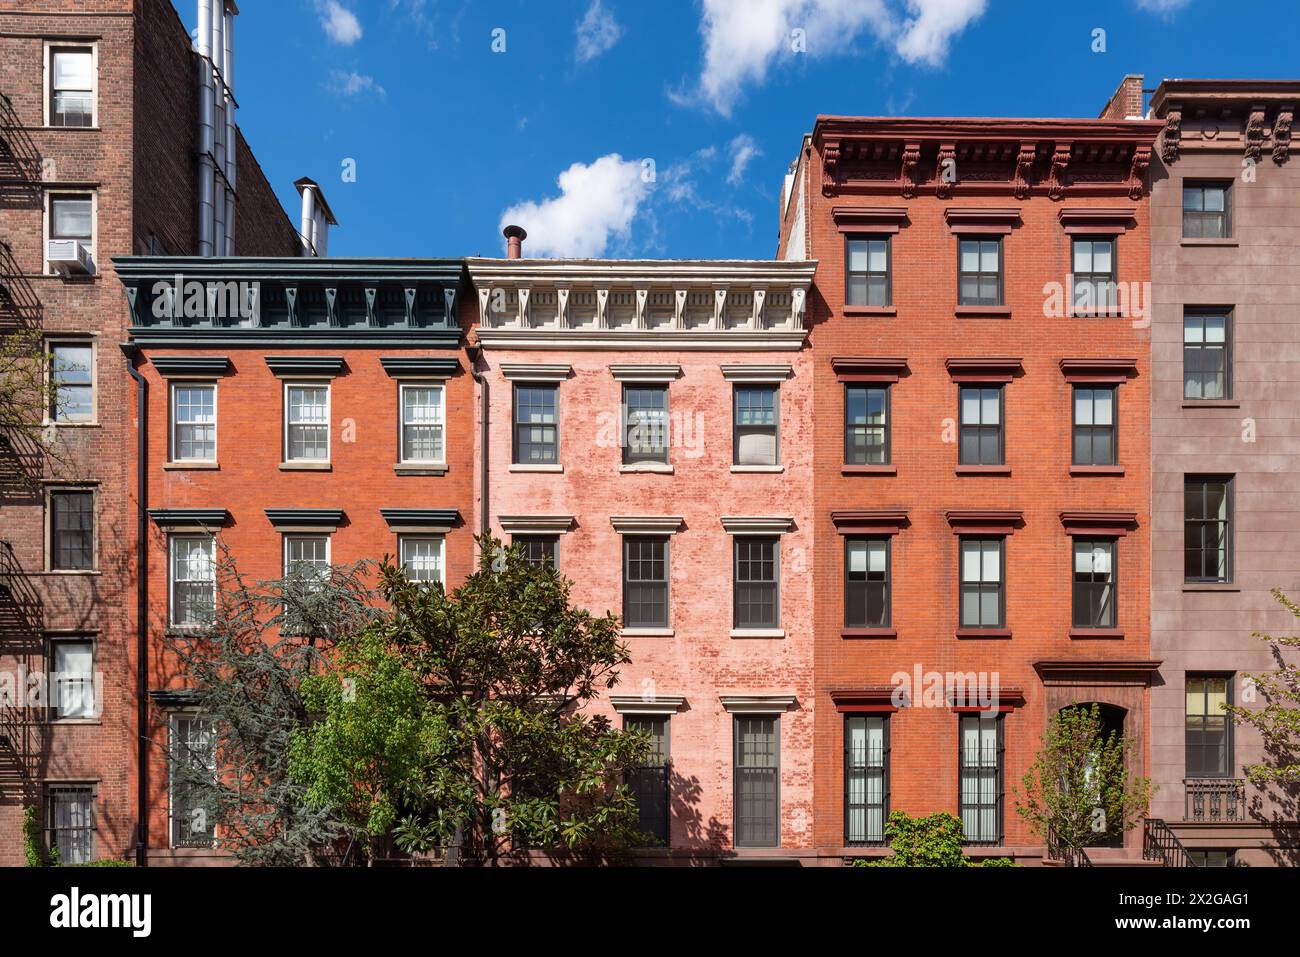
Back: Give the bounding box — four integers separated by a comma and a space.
853, 811, 1015, 866
1224, 588, 1300, 787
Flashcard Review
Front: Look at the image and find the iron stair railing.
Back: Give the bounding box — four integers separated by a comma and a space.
1143, 818, 1198, 867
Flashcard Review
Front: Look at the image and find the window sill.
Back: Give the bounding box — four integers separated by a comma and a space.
46, 718, 103, 726
730, 464, 784, 473
842, 627, 897, 639
842, 464, 896, 475
729, 628, 785, 638
1182, 583, 1240, 593
955, 465, 1010, 476
164, 461, 219, 471
955, 305, 1011, 317
1069, 465, 1124, 476
1180, 237, 1238, 247
279, 461, 331, 471
843, 306, 896, 317
956, 628, 1011, 639
43, 125, 102, 132
1181, 400, 1239, 409
1069, 628, 1124, 639
510, 463, 563, 473
45, 421, 100, 428
622, 627, 674, 637
619, 463, 674, 474
1068, 310, 1124, 319
40, 569, 101, 577
394, 463, 448, 475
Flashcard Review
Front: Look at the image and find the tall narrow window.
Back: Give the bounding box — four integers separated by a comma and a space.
959, 714, 1003, 845
734, 715, 779, 847
49, 489, 93, 571
171, 383, 216, 462
1185, 675, 1232, 777
957, 237, 1002, 306
45, 786, 95, 865
960, 538, 1003, 628
170, 714, 216, 848
285, 535, 329, 584
48, 341, 93, 423
1072, 238, 1116, 313
1072, 386, 1115, 466
845, 385, 889, 465
845, 715, 889, 846
49, 47, 93, 127
734, 385, 779, 466
1185, 476, 1232, 583
1072, 539, 1116, 628
623, 385, 669, 465
845, 538, 889, 628
625, 716, 670, 846
48, 194, 93, 273
399, 535, 443, 585
623, 537, 668, 628
50, 639, 94, 720
170, 535, 215, 627
285, 384, 329, 462
1183, 312, 1231, 400
734, 537, 779, 629
1183, 182, 1230, 238
399, 384, 445, 464
846, 236, 890, 306
513, 384, 558, 464
513, 535, 558, 571
959, 386, 1003, 465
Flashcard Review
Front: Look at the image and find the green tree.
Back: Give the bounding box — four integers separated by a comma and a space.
1224, 589, 1300, 787
1014, 703, 1151, 854
853, 811, 1015, 867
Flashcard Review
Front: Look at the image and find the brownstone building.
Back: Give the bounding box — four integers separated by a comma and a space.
1147, 78, 1300, 866
780, 100, 1162, 862
0, 0, 299, 865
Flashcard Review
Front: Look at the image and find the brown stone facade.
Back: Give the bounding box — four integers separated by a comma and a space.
1148, 80, 1300, 866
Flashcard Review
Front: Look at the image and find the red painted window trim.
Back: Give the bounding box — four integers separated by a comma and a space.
831, 687, 900, 713
832, 206, 909, 234
831, 356, 909, 383
1057, 206, 1137, 234
1058, 357, 1138, 384
944, 509, 1023, 535
1059, 510, 1138, 537
944, 207, 1021, 235
832, 509, 909, 536
944, 356, 1023, 383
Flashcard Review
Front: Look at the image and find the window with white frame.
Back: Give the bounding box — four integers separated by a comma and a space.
50, 638, 95, 720
285, 384, 329, 462
284, 534, 330, 585
45, 786, 95, 865
399, 535, 444, 585
399, 383, 445, 464
170, 714, 216, 848
170, 535, 216, 628
49, 46, 94, 127
171, 383, 217, 462
48, 193, 94, 272
47, 340, 94, 423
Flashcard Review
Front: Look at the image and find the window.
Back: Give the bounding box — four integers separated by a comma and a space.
845, 385, 889, 465
734, 385, 779, 466
1072, 386, 1115, 466
285, 384, 329, 462
1071, 238, 1116, 313
623, 385, 669, 465
959, 386, 1003, 465
845, 538, 889, 628
734, 715, 779, 847
49, 47, 93, 127
846, 235, 890, 306
1183, 312, 1231, 400
285, 535, 329, 582
960, 538, 1003, 628
1188, 849, 1235, 867
170, 535, 215, 627
45, 786, 95, 865
1186, 675, 1232, 777
513, 535, 558, 571
845, 716, 889, 845
399, 383, 444, 464
170, 714, 216, 848
623, 537, 668, 629
171, 383, 216, 462
50, 639, 94, 720
959, 714, 1003, 845
513, 383, 558, 464
398, 535, 443, 585
625, 716, 670, 846
48, 193, 93, 273
48, 341, 93, 423
1185, 476, 1232, 583
958, 238, 1002, 306
48, 489, 93, 571
1183, 182, 1230, 238
734, 537, 779, 629
1073, 539, 1116, 628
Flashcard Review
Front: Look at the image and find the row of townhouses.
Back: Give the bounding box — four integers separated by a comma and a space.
0, 1, 1297, 866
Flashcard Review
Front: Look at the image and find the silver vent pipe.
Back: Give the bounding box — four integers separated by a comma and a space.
222, 3, 237, 254
196, 0, 215, 256
210, 2, 226, 255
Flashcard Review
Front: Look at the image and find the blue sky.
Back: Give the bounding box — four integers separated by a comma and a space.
174, 0, 1299, 260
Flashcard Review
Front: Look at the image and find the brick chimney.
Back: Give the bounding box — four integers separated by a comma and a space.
1099, 74, 1146, 120
503, 224, 527, 259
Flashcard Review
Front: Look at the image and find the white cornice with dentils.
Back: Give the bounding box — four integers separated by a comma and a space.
609, 515, 685, 535
497, 515, 575, 535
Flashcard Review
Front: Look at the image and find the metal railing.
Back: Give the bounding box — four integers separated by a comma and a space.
0, 539, 45, 798
1046, 825, 1094, 867
1143, 818, 1197, 867
1185, 778, 1247, 822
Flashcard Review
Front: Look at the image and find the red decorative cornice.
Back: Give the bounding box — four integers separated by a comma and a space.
831, 356, 909, 382
1059, 511, 1138, 537
832, 206, 909, 233
831, 686, 901, 713
1034, 659, 1162, 686
1058, 357, 1139, 383
1057, 207, 1138, 234
831, 509, 909, 535
950, 685, 1025, 712
945, 509, 1023, 535
944, 207, 1022, 234
945, 356, 1023, 382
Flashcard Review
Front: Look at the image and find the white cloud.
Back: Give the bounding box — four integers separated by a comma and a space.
316, 1, 363, 46
1134, 0, 1191, 11
499, 154, 651, 258
576, 0, 622, 63
327, 69, 385, 98
727, 134, 762, 185
683, 0, 987, 115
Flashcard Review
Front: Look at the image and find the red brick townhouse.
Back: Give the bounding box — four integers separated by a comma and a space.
111, 255, 472, 863
467, 245, 818, 862
0, 0, 299, 865
778, 94, 1163, 862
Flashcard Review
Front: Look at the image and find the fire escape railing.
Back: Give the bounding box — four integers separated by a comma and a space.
0, 91, 43, 204
0, 539, 45, 801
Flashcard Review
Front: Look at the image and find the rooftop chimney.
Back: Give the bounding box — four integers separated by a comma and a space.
503, 224, 526, 259
1099, 74, 1146, 120
295, 177, 338, 256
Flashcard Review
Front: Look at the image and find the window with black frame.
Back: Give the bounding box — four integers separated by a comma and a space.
1072, 386, 1115, 466
845, 385, 889, 464
1185, 476, 1232, 583
1183, 182, 1230, 238
734, 715, 779, 847
623, 536, 668, 628
960, 537, 1003, 628
957, 237, 1002, 306
624, 715, 670, 845
623, 384, 669, 465
49, 489, 93, 571
845, 538, 889, 627
1072, 538, 1116, 628
1183, 311, 1231, 400
845, 235, 890, 306
959, 386, 1003, 465
734, 537, 779, 629
845, 715, 889, 845
1071, 237, 1116, 314
958, 713, 1002, 845
1185, 674, 1232, 777
513, 534, 558, 571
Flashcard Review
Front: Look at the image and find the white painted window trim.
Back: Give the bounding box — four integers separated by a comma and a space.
283, 381, 331, 465
168, 533, 216, 629
44, 189, 98, 276
169, 380, 219, 464
397, 381, 446, 466
43, 335, 98, 426
397, 533, 446, 587
43, 40, 98, 128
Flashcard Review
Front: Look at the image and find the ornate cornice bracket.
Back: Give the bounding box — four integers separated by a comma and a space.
1273, 104, 1294, 164
1047, 142, 1072, 201
1127, 145, 1151, 200
1244, 104, 1267, 162
900, 141, 921, 198
1161, 105, 1182, 163
1013, 141, 1036, 200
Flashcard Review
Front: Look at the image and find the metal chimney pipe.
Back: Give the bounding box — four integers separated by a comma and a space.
196, 0, 215, 255
503, 224, 526, 259
300, 185, 317, 256
210, 4, 226, 255
223, 2, 237, 254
